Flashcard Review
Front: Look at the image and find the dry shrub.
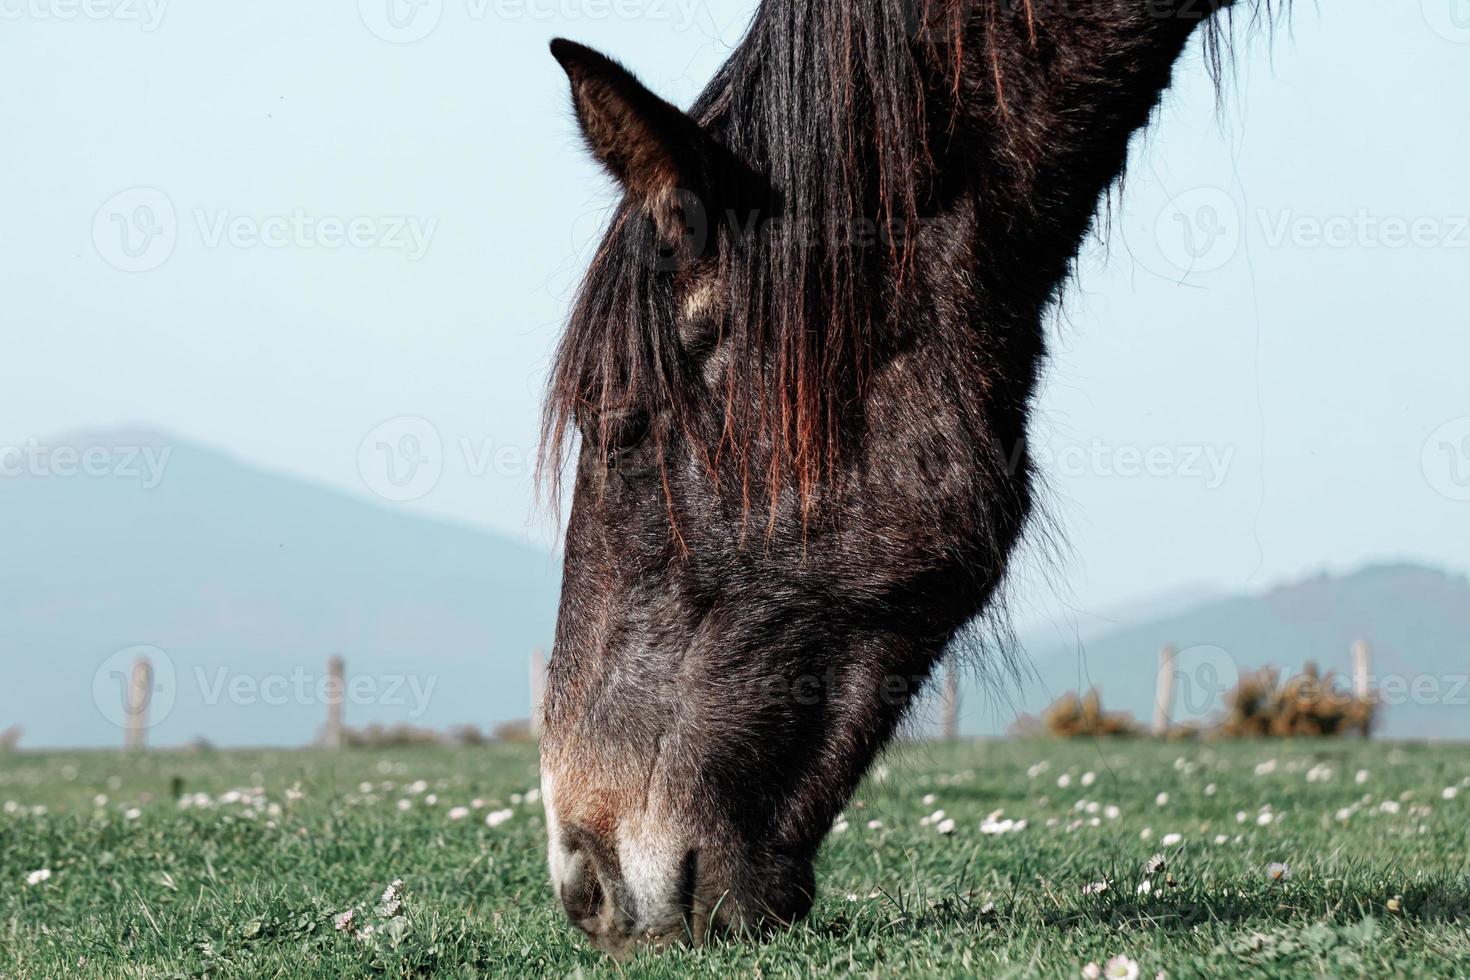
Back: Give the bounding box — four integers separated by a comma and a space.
1012, 688, 1142, 738
1217, 662, 1374, 738
338, 723, 496, 748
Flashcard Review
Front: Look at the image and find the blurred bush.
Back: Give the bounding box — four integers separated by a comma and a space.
1217, 662, 1374, 738
1011, 689, 1142, 738
338, 723, 501, 749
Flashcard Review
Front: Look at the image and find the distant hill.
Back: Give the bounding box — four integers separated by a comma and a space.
4, 430, 1463, 748
0, 429, 561, 748
958, 563, 1470, 740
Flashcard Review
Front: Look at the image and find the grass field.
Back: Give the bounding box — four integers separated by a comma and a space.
3, 739, 1469, 978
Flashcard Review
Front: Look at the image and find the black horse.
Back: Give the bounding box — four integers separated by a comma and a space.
538, 0, 1270, 957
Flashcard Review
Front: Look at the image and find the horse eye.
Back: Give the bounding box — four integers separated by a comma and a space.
606, 410, 650, 449
602, 410, 651, 473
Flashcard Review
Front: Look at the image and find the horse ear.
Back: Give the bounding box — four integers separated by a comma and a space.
550, 38, 715, 244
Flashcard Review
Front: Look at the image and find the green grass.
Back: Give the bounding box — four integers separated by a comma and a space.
3, 739, 1469, 978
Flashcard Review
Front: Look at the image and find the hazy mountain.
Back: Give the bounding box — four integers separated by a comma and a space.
0, 429, 561, 748
959, 563, 1470, 740
4, 430, 1463, 748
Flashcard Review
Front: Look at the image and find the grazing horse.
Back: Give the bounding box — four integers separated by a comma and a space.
540, 0, 1266, 956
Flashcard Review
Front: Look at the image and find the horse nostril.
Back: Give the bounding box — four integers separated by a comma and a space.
559, 852, 604, 925
556, 828, 636, 953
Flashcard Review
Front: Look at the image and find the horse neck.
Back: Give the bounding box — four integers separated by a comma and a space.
935, 2, 1236, 313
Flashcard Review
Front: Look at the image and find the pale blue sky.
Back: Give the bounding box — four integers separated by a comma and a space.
3, 0, 1467, 623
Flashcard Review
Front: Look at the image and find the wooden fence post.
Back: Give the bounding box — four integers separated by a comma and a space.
323, 655, 346, 749
1152, 644, 1176, 736
1352, 639, 1372, 737
938, 661, 960, 740
124, 655, 152, 752
530, 649, 547, 739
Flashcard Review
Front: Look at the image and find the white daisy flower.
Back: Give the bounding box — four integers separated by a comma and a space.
1104, 954, 1140, 980
1081, 771, 1096, 787
1265, 861, 1290, 882
1144, 853, 1166, 876
1155, 793, 1169, 807
1082, 962, 1102, 979
448, 806, 471, 821
1442, 787, 1458, 801
937, 817, 956, 835
1081, 879, 1109, 895
1161, 833, 1182, 847
25, 869, 52, 887
334, 909, 357, 933
486, 808, 513, 828
866, 819, 883, 830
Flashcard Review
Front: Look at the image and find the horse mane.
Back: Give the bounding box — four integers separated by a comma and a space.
539, 0, 1278, 522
